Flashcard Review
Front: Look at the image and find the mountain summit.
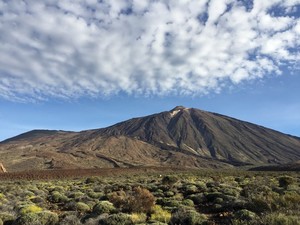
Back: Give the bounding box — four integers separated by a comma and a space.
1, 106, 300, 171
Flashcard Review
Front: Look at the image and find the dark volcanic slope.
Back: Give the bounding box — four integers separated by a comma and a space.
94, 106, 300, 165
1, 106, 300, 171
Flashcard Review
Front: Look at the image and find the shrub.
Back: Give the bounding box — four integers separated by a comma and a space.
246, 198, 271, 214
30, 196, 45, 204
48, 191, 68, 203
85, 177, 99, 184
278, 176, 294, 189
188, 193, 206, 205
205, 192, 224, 202
0, 213, 14, 224
164, 191, 175, 197
170, 207, 207, 225
151, 205, 171, 223
109, 187, 155, 213
183, 185, 199, 195
162, 176, 178, 187
87, 191, 104, 199
264, 213, 300, 225
59, 214, 81, 225
108, 190, 127, 210
68, 191, 85, 199
19, 204, 43, 215
182, 199, 195, 207
234, 209, 257, 221
14, 211, 59, 225
130, 213, 147, 223
75, 202, 90, 213
92, 201, 116, 215
98, 213, 133, 225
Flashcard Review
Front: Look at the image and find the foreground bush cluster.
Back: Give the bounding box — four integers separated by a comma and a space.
0, 170, 299, 225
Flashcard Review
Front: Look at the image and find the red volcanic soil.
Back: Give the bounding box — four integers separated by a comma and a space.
0, 166, 191, 180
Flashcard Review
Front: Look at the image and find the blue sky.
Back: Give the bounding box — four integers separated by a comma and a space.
0, 0, 299, 141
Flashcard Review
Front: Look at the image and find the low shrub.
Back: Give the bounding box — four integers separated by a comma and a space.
182, 185, 199, 195
205, 192, 224, 202
87, 191, 104, 199
92, 201, 116, 215
170, 207, 207, 225
75, 202, 90, 213
98, 213, 133, 225
48, 191, 68, 203
109, 187, 155, 213
278, 176, 294, 189
18, 204, 43, 215
234, 209, 257, 221
182, 199, 195, 207
162, 176, 179, 187
85, 177, 99, 184
263, 213, 300, 225
14, 211, 59, 225
151, 205, 171, 223
0, 213, 14, 224
130, 213, 147, 223
68, 191, 85, 199
246, 198, 271, 214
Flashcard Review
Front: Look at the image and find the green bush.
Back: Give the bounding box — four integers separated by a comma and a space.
48, 191, 68, 203
75, 202, 90, 213
0, 213, 14, 224
162, 176, 179, 187
18, 204, 43, 215
85, 177, 99, 184
68, 191, 85, 199
264, 213, 300, 225
151, 205, 171, 223
59, 214, 81, 225
205, 192, 224, 202
92, 201, 116, 215
130, 213, 147, 224
246, 198, 271, 214
234, 209, 257, 221
188, 193, 205, 205
182, 185, 199, 195
87, 191, 104, 199
98, 213, 133, 225
170, 207, 207, 225
182, 199, 195, 207
278, 176, 294, 189
14, 211, 59, 225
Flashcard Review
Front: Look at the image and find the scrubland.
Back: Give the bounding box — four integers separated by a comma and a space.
0, 169, 299, 225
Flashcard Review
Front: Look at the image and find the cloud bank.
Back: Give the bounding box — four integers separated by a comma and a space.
0, 0, 299, 100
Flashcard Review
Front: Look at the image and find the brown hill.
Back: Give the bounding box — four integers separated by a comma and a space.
1, 106, 300, 171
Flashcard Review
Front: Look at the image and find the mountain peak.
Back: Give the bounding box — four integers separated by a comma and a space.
171, 106, 188, 111
169, 106, 190, 117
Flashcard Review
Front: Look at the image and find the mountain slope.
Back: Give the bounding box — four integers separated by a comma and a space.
1, 106, 300, 171
92, 106, 300, 164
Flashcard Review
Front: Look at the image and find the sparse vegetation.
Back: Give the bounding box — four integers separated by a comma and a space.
0, 169, 299, 224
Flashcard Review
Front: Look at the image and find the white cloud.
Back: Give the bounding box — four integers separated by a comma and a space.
0, 0, 299, 100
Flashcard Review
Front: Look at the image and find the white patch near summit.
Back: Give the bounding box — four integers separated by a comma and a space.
170, 110, 181, 118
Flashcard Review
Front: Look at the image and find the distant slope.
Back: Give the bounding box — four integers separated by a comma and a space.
249, 161, 300, 171
1, 130, 72, 143
1, 106, 300, 171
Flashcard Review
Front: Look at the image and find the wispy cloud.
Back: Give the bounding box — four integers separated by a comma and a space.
0, 0, 299, 100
